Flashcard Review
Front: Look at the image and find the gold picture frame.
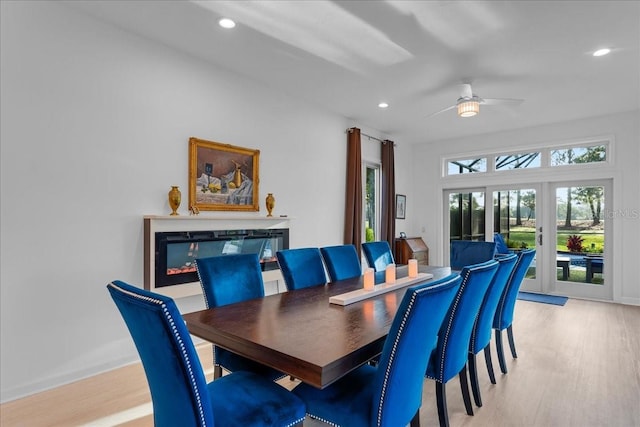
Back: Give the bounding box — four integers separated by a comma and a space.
188, 137, 260, 212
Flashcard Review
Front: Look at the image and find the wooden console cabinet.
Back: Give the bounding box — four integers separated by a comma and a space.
395, 237, 429, 265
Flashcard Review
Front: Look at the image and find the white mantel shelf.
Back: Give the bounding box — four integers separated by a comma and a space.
144, 214, 294, 220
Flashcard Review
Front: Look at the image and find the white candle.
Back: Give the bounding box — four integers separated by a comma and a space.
408, 259, 418, 278
385, 264, 396, 284
363, 268, 375, 291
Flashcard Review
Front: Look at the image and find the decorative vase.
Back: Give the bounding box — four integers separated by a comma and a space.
265, 193, 275, 217
168, 186, 181, 216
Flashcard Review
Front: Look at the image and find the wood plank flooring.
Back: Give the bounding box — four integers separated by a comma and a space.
2, 298, 639, 426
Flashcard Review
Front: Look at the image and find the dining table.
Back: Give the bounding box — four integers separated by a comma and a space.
183, 264, 453, 389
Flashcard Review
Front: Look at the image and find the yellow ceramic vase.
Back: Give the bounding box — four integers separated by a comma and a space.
168, 186, 181, 216
265, 193, 275, 217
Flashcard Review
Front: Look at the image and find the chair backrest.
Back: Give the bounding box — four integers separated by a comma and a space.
320, 244, 362, 282
372, 274, 462, 426
426, 260, 499, 383
450, 240, 497, 270
470, 253, 518, 354
493, 249, 536, 330
493, 233, 511, 255
195, 253, 264, 309
362, 241, 395, 272
107, 280, 213, 427
276, 248, 327, 290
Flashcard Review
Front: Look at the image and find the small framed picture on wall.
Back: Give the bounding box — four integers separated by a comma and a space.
395, 194, 406, 219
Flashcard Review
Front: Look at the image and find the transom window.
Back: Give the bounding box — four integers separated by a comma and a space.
447, 158, 486, 175
444, 140, 609, 177
495, 152, 540, 171
550, 144, 606, 166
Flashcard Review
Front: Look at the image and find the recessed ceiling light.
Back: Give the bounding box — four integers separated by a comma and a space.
378, 102, 389, 109
593, 48, 611, 57
219, 18, 236, 29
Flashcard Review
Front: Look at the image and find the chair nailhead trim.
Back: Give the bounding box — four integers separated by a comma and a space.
307, 413, 340, 426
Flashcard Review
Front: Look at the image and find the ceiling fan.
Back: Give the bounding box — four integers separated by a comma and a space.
427, 83, 524, 118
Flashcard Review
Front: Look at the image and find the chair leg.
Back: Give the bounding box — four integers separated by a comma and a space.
458, 365, 474, 416
213, 365, 223, 379
436, 382, 449, 427
507, 325, 518, 359
495, 329, 508, 374
467, 352, 483, 407
484, 344, 497, 384
410, 409, 420, 427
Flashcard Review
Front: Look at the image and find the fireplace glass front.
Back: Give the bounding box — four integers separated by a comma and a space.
155, 228, 289, 288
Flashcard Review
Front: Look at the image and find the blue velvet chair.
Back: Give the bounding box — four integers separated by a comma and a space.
493, 249, 536, 374
425, 259, 499, 427
107, 280, 306, 427
449, 240, 497, 270
493, 233, 512, 255
467, 253, 518, 407
320, 244, 362, 282
195, 254, 286, 380
276, 247, 327, 290
292, 274, 462, 427
362, 241, 395, 272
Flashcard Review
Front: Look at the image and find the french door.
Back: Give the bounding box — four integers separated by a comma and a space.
445, 185, 542, 293
445, 180, 612, 299
487, 185, 542, 293
550, 180, 611, 300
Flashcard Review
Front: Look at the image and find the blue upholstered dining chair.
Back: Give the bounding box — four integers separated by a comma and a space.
107, 280, 306, 427
320, 244, 362, 282
425, 259, 499, 427
449, 240, 497, 270
276, 247, 327, 290
292, 274, 462, 427
195, 254, 286, 381
467, 253, 518, 407
493, 249, 536, 374
362, 241, 395, 272
493, 233, 512, 255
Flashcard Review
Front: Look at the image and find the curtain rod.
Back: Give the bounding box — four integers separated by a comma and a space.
361, 132, 385, 143
347, 128, 395, 145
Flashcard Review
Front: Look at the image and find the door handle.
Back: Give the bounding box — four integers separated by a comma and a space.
538, 233, 543, 246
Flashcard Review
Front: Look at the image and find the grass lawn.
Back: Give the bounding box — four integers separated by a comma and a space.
507, 226, 604, 252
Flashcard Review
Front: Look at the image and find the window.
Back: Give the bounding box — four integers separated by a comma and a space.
448, 191, 486, 241
495, 152, 540, 171
443, 139, 609, 178
364, 163, 380, 242
551, 144, 606, 166
447, 158, 486, 175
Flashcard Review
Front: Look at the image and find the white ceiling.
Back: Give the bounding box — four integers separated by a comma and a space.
66, 0, 640, 144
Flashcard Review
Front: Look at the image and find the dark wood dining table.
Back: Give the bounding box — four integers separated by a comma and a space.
183, 265, 453, 389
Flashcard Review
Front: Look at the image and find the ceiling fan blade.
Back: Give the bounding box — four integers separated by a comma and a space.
425, 104, 456, 118
480, 97, 524, 106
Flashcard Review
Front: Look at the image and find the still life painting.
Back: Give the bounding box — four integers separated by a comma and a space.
189, 137, 260, 211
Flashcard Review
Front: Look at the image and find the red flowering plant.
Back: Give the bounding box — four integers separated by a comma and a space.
566, 235, 584, 252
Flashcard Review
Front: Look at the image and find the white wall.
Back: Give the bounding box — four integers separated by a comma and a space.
411, 111, 640, 304
0, 2, 409, 401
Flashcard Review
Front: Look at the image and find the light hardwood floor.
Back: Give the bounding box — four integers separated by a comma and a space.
2, 298, 639, 426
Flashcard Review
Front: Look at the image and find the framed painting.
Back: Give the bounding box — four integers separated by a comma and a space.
395, 194, 406, 219
188, 137, 260, 212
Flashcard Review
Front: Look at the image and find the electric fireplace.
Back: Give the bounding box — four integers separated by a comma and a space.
154, 228, 289, 288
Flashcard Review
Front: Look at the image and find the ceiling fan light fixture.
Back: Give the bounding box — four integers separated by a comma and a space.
457, 99, 479, 117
